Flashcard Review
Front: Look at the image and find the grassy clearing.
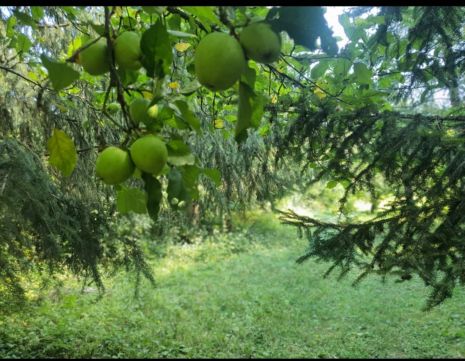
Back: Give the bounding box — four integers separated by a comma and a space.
1, 213, 465, 358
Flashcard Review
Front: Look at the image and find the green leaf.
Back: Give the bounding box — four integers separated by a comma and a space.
89, 23, 105, 36
167, 167, 189, 208
251, 95, 265, 129
235, 82, 253, 143
311, 60, 328, 79
167, 140, 196, 166
141, 20, 173, 79
235, 82, 264, 143
183, 7, 221, 30
142, 6, 165, 15
41, 55, 80, 91
117, 68, 139, 87
47, 128, 78, 177
31, 7, 44, 21
203, 168, 221, 186
13, 10, 36, 28
326, 180, 338, 189
241, 65, 256, 88
13, 33, 32, 54
142, 174, 162, 220
167, 30, 198, 39
270, 7, 338, 54
173, 100, 201, 132
182, 165, 201, 200
6, 16, 17, 37
180, 81, 201, 96
116, 187, 147, 214
353, 62, 373, 85
333, 58, 352, 77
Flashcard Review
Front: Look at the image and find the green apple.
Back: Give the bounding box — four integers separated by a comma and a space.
114, 31, 142, 71
129, 98, 151, 126
130, 135, 168, 175
239, 22, 281, 64
106, 102, 120, 114
95, 146, 134, 185
79, 38, 110, 75
195, 32, 246, 91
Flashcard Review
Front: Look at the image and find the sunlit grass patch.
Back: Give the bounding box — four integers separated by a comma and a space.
1, 215, 465, 358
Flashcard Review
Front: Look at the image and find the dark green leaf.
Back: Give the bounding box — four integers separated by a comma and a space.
353, 62, 373, 85
13, 10, 36, 28
203, 168, 221, 186
141, 20, 173, 79
182, 165, 201, 200
116, 187, 147, 214
235, 82, 264, 143
270, 7, 337, 54
173, 100, 200, 132
167, 167, 189, 208
142, 174, 162, 220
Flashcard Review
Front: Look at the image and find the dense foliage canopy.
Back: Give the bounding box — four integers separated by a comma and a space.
1, 6, 465, 309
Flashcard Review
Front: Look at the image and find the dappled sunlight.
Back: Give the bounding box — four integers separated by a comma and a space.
353, 199, 372, 212
2, 4, 465, 358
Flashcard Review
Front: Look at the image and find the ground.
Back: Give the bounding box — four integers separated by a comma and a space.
1, 214, 465, 358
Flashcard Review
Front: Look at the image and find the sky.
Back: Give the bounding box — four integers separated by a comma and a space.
324, 6, 349, 48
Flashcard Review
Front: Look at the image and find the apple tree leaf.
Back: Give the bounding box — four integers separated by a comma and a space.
173, 100, 201, 132
167, 139, 195, 166
142, 173, 162, 220
203, 168, 221, 186
46, 128, 78, 177
116, 187, 147, 214
141, 19, 173, 79
41, 55, 80, 91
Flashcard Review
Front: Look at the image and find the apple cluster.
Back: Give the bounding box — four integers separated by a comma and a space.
75, 32, 168, 185
78, 31, 142, 75
96, 135, 168, 185
195, 22, 282, 91
77, 21, 281, 186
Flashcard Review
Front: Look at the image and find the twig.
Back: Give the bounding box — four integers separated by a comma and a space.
166, 7, 209, 33
66, 36, 103, 63
103, 6, 132, 133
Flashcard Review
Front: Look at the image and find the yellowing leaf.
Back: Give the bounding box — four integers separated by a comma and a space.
313, 81, 326, 99
175, 42, 191, 52
169, 81, 179, 89
214, 119, 224, 129
28, 71, 39, 82
67, 37, 82, 58
114, 6, 123, 17
47, 128, 77, 177
314, 87, 326, 99
142, 91, 152, 99
271, 95, 278, 104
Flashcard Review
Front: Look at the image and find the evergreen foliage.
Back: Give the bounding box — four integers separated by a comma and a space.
276, 7, 465, 309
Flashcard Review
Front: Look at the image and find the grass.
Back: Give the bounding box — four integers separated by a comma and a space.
1, 212, 465, 358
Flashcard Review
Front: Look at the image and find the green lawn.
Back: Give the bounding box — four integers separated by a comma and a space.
1, 214, 465, 358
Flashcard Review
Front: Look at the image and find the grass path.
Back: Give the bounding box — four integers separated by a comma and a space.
1, 218, 465, 358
